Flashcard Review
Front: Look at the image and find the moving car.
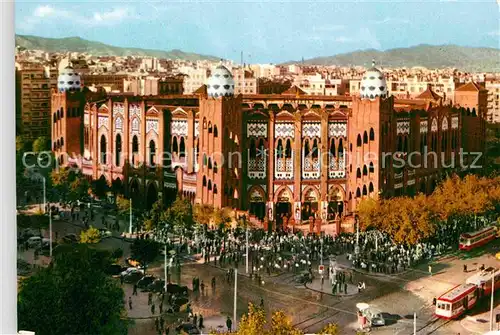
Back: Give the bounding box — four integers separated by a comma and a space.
27, 236, 42, 248
147, 279, 166, 293
61, 234, 78, 244
362, 308, 385, 326
167, 283, 189, 296
120, 267, 145, 277
98, 229, 112, 239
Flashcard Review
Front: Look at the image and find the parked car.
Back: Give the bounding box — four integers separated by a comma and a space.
106, 264, 127, 277
98, 229, 112, 239
122, 271, 144, 284
61, 234, 78, 244
175, 323, 200, 335
362, 308, 385, 326
137, 275, 155, 289
120, 267, 145, 277
167, 283, 189, 296
147, 279, 166, 293
27, 236, 42, 248
37, 242, 58, 256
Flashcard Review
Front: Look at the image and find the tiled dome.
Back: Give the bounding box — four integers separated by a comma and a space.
57, 66, 82, 92
360, 60, 387, 100
206, 65, 234, 98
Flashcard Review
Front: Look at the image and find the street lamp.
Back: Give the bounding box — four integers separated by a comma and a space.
355, 215, 360, 255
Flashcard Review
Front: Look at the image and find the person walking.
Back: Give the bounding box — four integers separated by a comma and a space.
193, 314, 198, 326
148, 292, 153, 305
198, 314, 204, 329
211, 276, 216, 288
200, 280, 205, 293
260, 298, 264, 309
133, 284, 138, 295
463, 264, 467, 273
151, 303, 156, 315
128, 296, 133, 310
344, 282, 348, 294
428, 264, 432, 276
226, 316, 233, 332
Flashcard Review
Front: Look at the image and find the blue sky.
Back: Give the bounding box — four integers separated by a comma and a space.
15, 0, 500, 63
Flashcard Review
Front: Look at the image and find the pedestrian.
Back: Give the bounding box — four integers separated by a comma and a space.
159, 302, 163, 314
428, 265, 432, 276
226, 316, 232, 331
361, 281, 366, 290
463, 264, 467, 273
128, 296, 133, 310
120, 275, 124, 285
151, 303, 156, 315
148, 292, 153, 305
155, 318, 159, 332
200, 280, 205, 293
260, 298, 264, 309
344, 282, 348, 294
193, 314, 198, 326
357, 282, 362, 293
133, 284, 138, 295
212, 276, 216, 288
198, 314, 204, 329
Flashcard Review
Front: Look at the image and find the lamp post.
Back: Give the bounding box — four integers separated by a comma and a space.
355, 215, 360, 255
490, 272, 495, 331
233, 268, 238, 325
129, 198, 133, 235
42, 176, 46, 213
164, 242, 168, 292
244, 215, 249, 274
49, 205, 52, 257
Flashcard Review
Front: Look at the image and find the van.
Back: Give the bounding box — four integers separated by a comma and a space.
27, 236, 42, 248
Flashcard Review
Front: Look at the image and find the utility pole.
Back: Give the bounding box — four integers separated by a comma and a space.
355, 216, 360, 255
234, 268, 238, 326
129, 198, 133, 234
491, 272, 495, 331
320, 238, 324, 265
164, 243, 168, 292
49, 205, 52, 257
413, 312, 416, 335
42, 176, 46, 214
245, 223, 249, 274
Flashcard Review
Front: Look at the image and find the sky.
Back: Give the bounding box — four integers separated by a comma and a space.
15, 0, 500, 63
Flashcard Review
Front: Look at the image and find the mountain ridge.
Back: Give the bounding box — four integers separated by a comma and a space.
15, 34, 221, 62
284, 44, 500, 72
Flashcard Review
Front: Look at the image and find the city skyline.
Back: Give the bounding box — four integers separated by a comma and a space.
15, 0, 500, 63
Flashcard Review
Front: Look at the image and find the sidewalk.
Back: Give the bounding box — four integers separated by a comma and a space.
305, 275, 358, 296
461, 308, 500, 334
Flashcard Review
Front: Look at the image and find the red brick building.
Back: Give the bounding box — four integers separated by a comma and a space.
52, 64, 486, 233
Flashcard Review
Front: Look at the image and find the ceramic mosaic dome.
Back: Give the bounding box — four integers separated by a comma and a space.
206, 64, 235, 98
360, 60, 387, 100
57, 66, 82, 92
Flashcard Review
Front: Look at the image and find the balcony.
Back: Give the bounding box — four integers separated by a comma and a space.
329, 157, 346, 179
302, 158, 320, 179
275, 158, 293, 180
248, 158, 266, 179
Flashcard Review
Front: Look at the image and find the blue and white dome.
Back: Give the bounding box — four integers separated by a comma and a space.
360, 61, 387, 100
207, 65, 234, 98
57, 66, 82, 92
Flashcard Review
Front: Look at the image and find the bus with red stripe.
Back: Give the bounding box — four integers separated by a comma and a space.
459, 226, 497, 251
466, 267, 500, 296
435, 283, 478, 319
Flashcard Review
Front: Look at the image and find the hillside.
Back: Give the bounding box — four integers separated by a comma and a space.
15, 34, 220, 62
286, 44, 500, 72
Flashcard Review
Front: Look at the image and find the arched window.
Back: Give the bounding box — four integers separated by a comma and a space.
369, 182, 374, 193
356, 168, 361, 178
338, 139, 344, 157
213, 184, 218, 194
57, 109, 60, 120
258, 139, 265, 155
100, 135, 107, 164
357, 134, 362, 147
203, 154, 207, 166
179, 137, 185, 158
132, 135, 139, 153
363, 131, 368, 144
285, 139, 292, 158
60, 108, 64, 118
403, 137, 408, 153
276, 139, 283, 159
312, 139, 319, 159
208, 122, 212, 134
172, 137, 178, 155
115, 134, 122, 166
249, 138, 257, 159
149, 140, 156, 166
356, 188, 361, 198
53, 113, 57, 123
203, 117, 207, 129
363, 165, 368, 176
208, 180, 212, 191
369, 128, 375, 141
330, 139, 336, 157
369, 162, 374, 173
208, 158, 212, 169
214, 125, 218, 137
214, 161, 218, 173
202, 176, 207, 187
362, 185, 367, 196
303, 139, 310, 157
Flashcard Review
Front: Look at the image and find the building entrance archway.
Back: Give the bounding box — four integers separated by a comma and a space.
146, 183, 158, 210
275, 187, 292, 231
302, 188, 319, 220
248, 186, 266, 220
328, 186, 344, 220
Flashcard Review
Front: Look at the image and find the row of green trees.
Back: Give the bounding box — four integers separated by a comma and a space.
358, 174, 500, 245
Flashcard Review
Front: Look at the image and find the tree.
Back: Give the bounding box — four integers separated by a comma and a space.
130, 238, 161, 272
69, 177, 91, 202
80, 226, 101, 244
193, 204, 215, 227
16, 135, 32, 153
116, 195, 131, 217
318, 323, 339, 335
268, 310, 303, 335
17, 213, 49, 236
18, 244, 127, 335
164, 197, 194, 236
32, 136, 51, 152
50, 167, 72, 201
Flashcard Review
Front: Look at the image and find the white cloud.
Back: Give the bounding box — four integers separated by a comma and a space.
19, 5, 134, 32
368, 17, 410, 25
487, 30, 500, 36
334, 36, 352, 43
